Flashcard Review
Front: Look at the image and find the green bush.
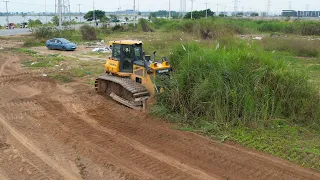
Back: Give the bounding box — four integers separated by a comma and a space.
111, 24, 125, 31
300, 22, 320, 36
32, 26, 59, 39
31, 26, 79, 42
155, 42, 320, 129
80, 25, 97, 40
138, 19, 154, 32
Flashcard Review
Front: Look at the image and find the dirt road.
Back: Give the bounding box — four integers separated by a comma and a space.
0, 51, 320, 180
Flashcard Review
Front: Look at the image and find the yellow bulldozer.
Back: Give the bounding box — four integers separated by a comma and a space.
95, 40, 172, 110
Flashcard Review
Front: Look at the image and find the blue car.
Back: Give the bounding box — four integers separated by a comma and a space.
46, 38, 77, 51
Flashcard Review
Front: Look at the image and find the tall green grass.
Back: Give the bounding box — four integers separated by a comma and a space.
262, 37, 320, 57
154, 41, 320, 130
152, 18, 320, 36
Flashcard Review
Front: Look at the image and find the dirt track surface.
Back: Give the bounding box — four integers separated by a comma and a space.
0, 51, 320, 180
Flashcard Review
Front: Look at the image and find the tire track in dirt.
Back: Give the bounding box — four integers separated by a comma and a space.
0, 114, 81, 180
0, 168, 9, 180
85, 105, 320, 180
1, 48, 320, 180
38, 99, 185, 180
77, 114, 218, 180
0, 59, 10, 76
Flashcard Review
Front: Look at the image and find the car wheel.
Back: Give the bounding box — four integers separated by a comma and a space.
62, 46, 66, 51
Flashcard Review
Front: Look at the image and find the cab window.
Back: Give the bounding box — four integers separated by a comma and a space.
112, 44, 121, 60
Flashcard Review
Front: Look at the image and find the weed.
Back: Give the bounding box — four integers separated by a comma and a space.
80, 25, 97, 40
138, 19, 154, 32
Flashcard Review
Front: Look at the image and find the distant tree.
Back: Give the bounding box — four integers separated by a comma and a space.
184, 9, 215, 19
28, 19, 42, 28
84, 10, 106, 21
109, 15, 118, 21
52, 16, 59, 26
250, 12, 259, 17
138, 12, 142, 15
125, 17, 129, 21
236, 12, 244, 17
150, 12, 157, 18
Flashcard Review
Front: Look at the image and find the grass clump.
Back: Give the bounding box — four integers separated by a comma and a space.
23, 38, 46, 47
155, 41, 320, 129
80, 25, 97, 40
262, 37, 320, 57
138, 19, 154, 32
16, 48, 64, 68
231, 120, 320, 170
50, 74, 73, 83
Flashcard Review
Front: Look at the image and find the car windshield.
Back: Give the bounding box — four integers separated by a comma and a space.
58, 39, 70, 43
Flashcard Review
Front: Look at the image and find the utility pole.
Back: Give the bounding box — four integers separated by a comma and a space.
190, 0, 195, 19
58, 0, 62, 30
77, 4, 81, 23
45, 0, 47, 23
306, 4, 309, 17
217, 4, 220, 16
134, 0, 136, 27
169, 0, 171, 19
205, 2, 209, 18
224, 4, 227, 17
233, 0, 240, 16
266, 0, 271, 16
3, 1, 9, 28
93, 0, 96, 26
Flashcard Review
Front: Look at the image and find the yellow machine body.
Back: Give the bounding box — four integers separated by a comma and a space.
95, 40, 171, 110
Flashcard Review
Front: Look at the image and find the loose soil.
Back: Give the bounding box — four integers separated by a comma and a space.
0, 50, 320, 180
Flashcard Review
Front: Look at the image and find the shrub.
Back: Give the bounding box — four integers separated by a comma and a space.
80, 25, 97, 40
32, 26, 59, 39
111, 24, 125, 31
155, 42, 320, 129
138, 19, 154, 32
300, 22, 320, 36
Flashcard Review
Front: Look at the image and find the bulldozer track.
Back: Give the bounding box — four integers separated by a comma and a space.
95, 74, 149, 109
0, 50, 319, 180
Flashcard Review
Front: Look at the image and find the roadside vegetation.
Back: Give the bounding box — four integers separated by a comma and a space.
21, 14, 320, 171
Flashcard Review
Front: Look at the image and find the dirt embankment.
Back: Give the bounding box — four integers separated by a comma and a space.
0, 50, 319, 180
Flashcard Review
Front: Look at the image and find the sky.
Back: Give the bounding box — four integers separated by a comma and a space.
0, 0, 319, 14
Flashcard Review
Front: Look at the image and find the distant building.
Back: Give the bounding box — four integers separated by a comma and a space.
282, 10, 320, 17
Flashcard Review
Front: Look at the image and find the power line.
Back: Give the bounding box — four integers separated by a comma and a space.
233, 0, 240, 16
266, 0, 271, 16
288, 0, 292, 10
180, 0, 186, 17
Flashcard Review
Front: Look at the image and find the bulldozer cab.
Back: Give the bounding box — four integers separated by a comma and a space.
110, 41, 143, 73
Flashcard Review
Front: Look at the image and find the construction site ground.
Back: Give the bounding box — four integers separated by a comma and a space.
0, 39, 320, 180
